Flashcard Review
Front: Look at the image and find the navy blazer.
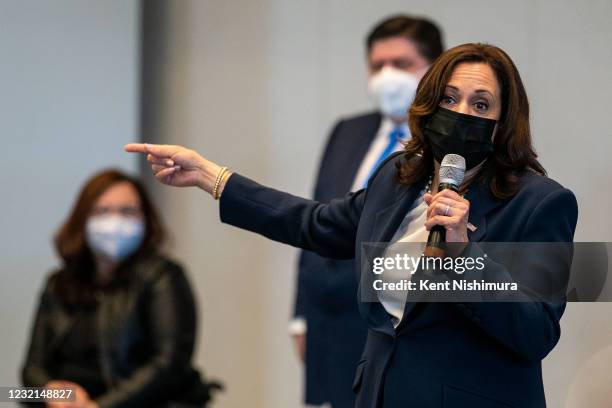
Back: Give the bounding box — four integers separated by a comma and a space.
294, 112, 380, 407
220, 152, 578, 408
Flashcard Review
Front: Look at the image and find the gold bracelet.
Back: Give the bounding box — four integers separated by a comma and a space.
212, 166, 228, 200
217, 169, 233, 199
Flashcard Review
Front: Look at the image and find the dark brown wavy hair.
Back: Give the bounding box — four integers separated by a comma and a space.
53, 169, 166, 306
399, 43, 546, 199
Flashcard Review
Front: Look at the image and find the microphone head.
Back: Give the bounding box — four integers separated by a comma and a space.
439, 154, 466, 186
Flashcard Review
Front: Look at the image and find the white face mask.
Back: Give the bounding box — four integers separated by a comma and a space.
367, 66, 421, 121
86, 215, 145, 262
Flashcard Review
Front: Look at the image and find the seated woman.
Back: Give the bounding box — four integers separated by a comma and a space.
126, 43, 578, 408
21, 169, 220, 408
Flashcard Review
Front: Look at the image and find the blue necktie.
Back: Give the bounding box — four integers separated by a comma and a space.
363, 127, 406, 188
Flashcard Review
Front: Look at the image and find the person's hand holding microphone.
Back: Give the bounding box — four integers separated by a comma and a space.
422, 154, 471, 258
423, 189, 470, 243
124, 143, 232, 199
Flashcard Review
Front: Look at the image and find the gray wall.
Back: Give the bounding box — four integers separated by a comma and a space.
0, 1, 140, 406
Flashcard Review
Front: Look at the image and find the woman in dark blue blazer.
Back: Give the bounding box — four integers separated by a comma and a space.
126, 43, 578, 408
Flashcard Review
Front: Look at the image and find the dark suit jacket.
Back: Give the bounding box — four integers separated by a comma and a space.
294, 112, 380, 407
220, 152, 578, 408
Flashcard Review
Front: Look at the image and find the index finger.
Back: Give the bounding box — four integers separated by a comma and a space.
435, 188, 462, 201
437, 188, 470, 205
124, 143, 177, 158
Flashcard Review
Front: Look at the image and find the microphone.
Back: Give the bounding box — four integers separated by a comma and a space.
424, 154, 466, 258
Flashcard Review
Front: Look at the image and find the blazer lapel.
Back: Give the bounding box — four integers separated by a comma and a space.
370, 180, 426, 244
464, 180, 504, 242
361, 179, 426, 337
334, 113, 382, 195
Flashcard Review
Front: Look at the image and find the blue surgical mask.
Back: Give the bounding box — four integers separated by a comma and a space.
86, 215, 145, 262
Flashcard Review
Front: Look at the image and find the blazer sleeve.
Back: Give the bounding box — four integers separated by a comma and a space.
456, 188, 578, 361
95, 263, 198, 408
220, 173, 365, 260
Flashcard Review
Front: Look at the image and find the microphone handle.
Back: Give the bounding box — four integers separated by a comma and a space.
424, 182, 459, 257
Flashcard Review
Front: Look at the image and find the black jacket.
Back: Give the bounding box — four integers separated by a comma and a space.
21, 253, 217, 408
220, 152, 578, 408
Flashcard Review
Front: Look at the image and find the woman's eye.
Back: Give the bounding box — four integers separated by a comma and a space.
440, 95, 455, 105
120, 207, 142, 217
91, 207, 108, 215
474, 101, 489, 111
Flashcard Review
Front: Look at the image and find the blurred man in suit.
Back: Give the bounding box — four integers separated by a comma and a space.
290, 15, 444, 408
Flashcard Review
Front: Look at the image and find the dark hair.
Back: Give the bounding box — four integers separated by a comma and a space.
399, 43, 546, 200
366, 15, 444, 63
53, 169, 166, 306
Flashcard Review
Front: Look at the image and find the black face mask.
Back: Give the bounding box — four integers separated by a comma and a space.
423, 107, 497, 170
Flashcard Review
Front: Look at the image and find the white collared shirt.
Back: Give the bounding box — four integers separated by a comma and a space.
378, 193, 429, 328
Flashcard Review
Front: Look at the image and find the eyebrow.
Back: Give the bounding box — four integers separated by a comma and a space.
445, 85, 495, 98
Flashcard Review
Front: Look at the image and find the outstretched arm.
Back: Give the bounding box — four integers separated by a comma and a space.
125, 143, 365, 259
124, 143, 231, 197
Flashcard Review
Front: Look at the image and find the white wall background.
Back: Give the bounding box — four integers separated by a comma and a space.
1, 0, 610, 408
0, 1, 140, 406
